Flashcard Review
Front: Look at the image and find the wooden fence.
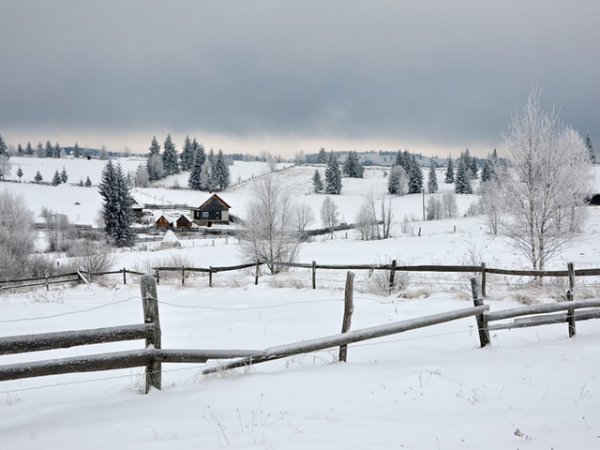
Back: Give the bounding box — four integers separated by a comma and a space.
1, 274, 600, 393
3, 259, 600, 295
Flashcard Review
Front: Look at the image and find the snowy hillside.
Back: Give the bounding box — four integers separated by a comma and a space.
1, 160, 600, 449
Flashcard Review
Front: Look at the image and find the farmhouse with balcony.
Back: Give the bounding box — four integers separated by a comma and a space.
190, 194, 231, 226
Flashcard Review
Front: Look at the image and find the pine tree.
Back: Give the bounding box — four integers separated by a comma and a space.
469, 156, 478, 179
25, 142, 34, 156
408, 157, 423, 194
52, 170, 61, 186
325, 152, 342, 194
36, 142, 44, 157
34, 171, 43, 183
444, 157, 454, 183
16, 166, 23, 181
481, 161, 492, 182
45, 141, 53, 158
146, 136, 162, 181
60, 167, 68, 183
188, 150, 204, 190
53, 142, 61, 158
317, 148, 328, 164
162, 134, 179, 176
343, 151, 364, 178
207, 149, 218, 191
73, 142, 81, 158
85, 176, 92, 187
17, 144, 24, 155
427, 163, 438, 193
0, 135, 7, 157
312, 169, 324, 193
585, 134, 595, 164
99, 161, 134, 247
454, 158, 472, 194
212, 150, 230, 191
180, 136, 195, 171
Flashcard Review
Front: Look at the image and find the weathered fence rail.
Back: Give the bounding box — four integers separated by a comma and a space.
2, 273, 600, 393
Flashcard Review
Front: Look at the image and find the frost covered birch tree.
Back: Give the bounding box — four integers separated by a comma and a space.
495, 91, 592, 270
237, 174, 300, 274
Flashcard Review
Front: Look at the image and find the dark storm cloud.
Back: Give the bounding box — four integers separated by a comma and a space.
1, 0, 599, 150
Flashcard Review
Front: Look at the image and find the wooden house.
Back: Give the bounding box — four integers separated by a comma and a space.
176, 214, 194, 229
155, 214, 173, 229
190, 194, 231, 227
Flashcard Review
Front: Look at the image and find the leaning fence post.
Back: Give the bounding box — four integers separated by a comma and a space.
255, 260, 260, 285
567, 262, 576, 337
122, 268, 127, 285
389, 260, 397, 295
470, 278, 490, 347
141, 274, 161, 393
339, 271, 355, 362
312, 260, 317, 290
481, 262, 487, 298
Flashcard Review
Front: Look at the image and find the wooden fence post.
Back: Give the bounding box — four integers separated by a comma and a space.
255, 260, 260, 286
567, 262, 576, 337
140, 274, 161, 393
312, 260, 317, 290
155, 268, 160, 285
389, 260, 397, 295
209, 266, 213, 287
181, 267, 185, 286
481, 262, 486, 298
45, 276, 49, 291
470, 278, 490, 347
339, 271, 355, 362
122, 268, 127, 285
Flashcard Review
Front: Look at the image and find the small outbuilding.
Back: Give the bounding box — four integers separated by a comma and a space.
176, 214, 194, 229
190, 194, 231, 227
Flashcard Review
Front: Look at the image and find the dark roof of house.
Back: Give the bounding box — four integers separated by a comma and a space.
194, 193, 231, 210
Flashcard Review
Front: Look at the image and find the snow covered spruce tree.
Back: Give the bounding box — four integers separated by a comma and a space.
52, 170, 61, 186
180, 136, 195, 171
237, 174, 301, 274
585, 133, 595, 164
427, 163, 438, 193
407, 156, 423, 194
0, 134, 7, 156
454, 158, 472, 194
312, 169, 323, 193
444, 157, 454, 183
99, 160, 134, 247
146, 136, 163, 181
162, 134, 180, 176
325, 152, 342, 194
343, 151, 364, 178
212, 150, 230, 191
494, 91, 592, 270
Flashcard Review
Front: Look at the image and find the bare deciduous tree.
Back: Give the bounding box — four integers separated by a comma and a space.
237, 174, 301, 274
0, 191, 35, 280
294, 202, 314, 241
320, 196, 339, 239
495, 91, 592, 270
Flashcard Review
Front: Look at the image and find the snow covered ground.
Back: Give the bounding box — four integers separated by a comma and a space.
1, 158, 600, 449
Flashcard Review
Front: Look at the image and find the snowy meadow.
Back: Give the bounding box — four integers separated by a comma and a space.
1, 157, 600, 449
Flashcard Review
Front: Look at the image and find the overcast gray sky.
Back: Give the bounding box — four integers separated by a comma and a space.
1, 0, 599, 156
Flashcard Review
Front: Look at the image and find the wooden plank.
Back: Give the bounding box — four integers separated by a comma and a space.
141, 275, 161, 392
487, 299, 600, 322
567, 262, 576, 337
202, 305, 488, 374
484, 268, 567, 277
0, 324, 153, 355
488, 309, 600, 331
389, 260, 397, 294
339, 271, 355, 362
0, 350, 154, 382
156, 349, 265, 363
471, 278, 490, 347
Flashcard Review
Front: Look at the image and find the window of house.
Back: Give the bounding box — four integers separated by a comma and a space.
202, 211, 209, 219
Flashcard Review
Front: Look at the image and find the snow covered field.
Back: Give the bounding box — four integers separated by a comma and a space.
1, 158, 600, 449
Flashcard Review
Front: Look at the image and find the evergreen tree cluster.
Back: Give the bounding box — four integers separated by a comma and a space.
342, 151, 364, 178
99, 160, 134, 247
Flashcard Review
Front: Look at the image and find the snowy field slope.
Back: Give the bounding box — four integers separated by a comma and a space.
1, 283, 599, 449
2, 159, 600, 448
